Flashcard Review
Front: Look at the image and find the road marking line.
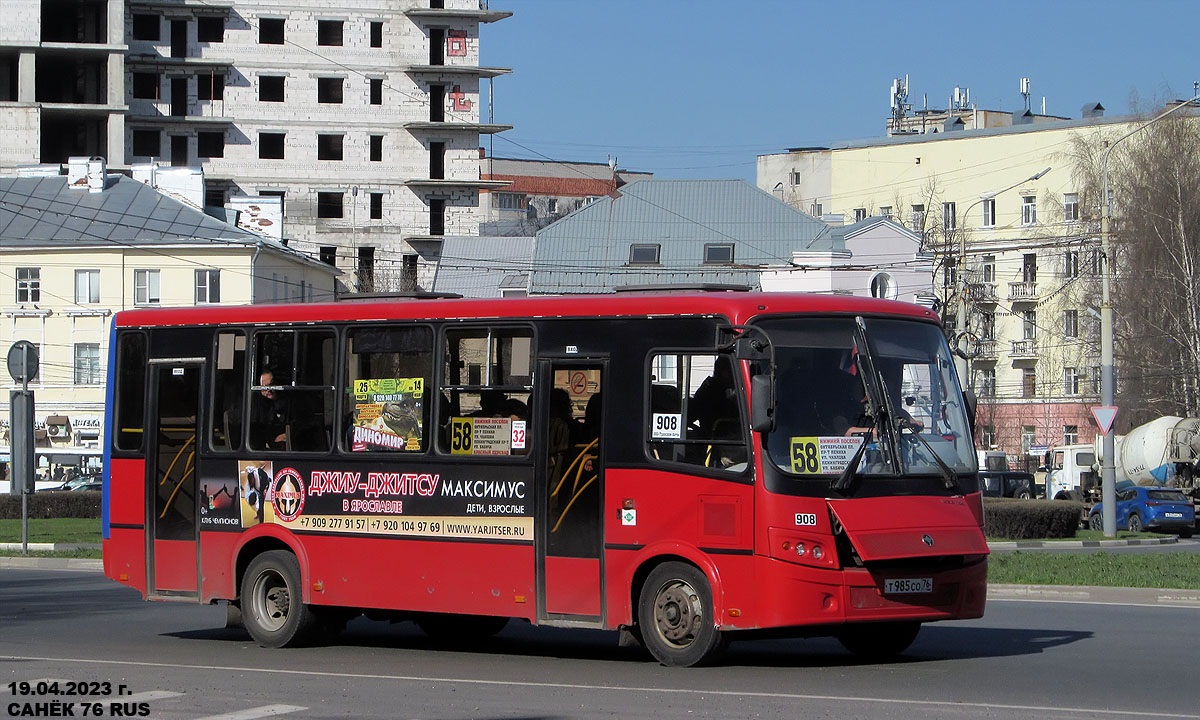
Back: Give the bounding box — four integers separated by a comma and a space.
990, 597, 1200, 609
193, 704, 307, 720
121, 690, 185, 703
2, 654, 1197, 719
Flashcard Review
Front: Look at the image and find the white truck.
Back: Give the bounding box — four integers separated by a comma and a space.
1047, 416, 1200, 509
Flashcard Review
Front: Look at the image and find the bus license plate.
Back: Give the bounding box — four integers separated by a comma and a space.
1165, 512, 1183, 518
884, 578, 932, 594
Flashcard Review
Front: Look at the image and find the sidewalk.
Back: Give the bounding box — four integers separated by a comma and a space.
987, 536, 1180, 550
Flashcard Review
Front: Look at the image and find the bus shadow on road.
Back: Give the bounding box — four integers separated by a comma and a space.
167, 619, 1092, 667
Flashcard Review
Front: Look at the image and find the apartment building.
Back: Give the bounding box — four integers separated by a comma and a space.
1, 0, 511, 294
758, 101, 1152, 463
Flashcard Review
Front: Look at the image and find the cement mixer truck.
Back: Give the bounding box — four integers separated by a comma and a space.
1047, 416, 1200, 529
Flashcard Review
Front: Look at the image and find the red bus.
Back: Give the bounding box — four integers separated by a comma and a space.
102, 290, 987, 666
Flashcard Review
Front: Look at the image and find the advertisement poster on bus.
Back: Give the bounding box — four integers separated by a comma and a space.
349, 377, 424, 452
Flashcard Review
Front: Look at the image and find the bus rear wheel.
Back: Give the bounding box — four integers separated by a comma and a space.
241, 550, 317, 648
837, 621, 920, 660
638, 562, 725, 667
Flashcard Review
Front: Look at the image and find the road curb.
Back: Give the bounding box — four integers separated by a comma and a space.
987, 536, 1180, 550
987, 583, 1200, 607
0, 556, 103, 570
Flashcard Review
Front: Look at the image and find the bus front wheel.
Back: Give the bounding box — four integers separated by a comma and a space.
637, 562, 725, 667
241, 550, 317, 648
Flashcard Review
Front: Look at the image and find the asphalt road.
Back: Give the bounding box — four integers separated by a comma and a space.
3, 568, 1199, 719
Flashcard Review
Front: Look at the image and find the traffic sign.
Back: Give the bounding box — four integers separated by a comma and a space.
1091, 406, 1119, 435
6, 340, 38, 384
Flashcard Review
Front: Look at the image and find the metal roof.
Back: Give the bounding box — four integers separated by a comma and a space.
529, 179, 833, 293
430, 234, 536, 297
0, 174, 268, 248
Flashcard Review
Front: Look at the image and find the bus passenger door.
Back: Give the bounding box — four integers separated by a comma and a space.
147, 362, 203, 599
538, 360, 605, 621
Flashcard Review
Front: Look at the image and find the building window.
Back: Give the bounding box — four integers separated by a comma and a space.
197, 16, 224, 42
1021, 195, 1037, 225
978, 368, 996, 397
132, 73, 158, 99
132, 14, 159, 41
1092, 366, 1102, 394
703, 243, 734, 265
205, 185, 224, 208
1021, 425, 1037, 453
317, 19, 343, 46
910, 204, 925, 229
365, 134, 383, 162
789, 169, 801, 185
496, 192, 526, 210
1064, 425, 1079, 445
629, 244, 661, 265
357, 247, 375, 292
853, 208, 867, 222
1022, 368, 1037, 398
259, 17, 284, 44
195, 269, 220, 304
982, 198, 996, 228
317, 77, 344, 104
1064, 192, 1079, 222
880, 206, 893, 219
982, 254, 995, 283
317, 134, 343, 161
810, 203, 823, 217
259, 75, 284, 102
1064, 249, 1080, 278
320, 247, 337, 266
429, 141, 445, 179
197, 131, 225, 158
74, 343, 101, 385
370, 21, 383, 48
317, 192, 344, 219
197, 73, 224, 101
369, 78, 382, 105
980, 311, 995, 340
75, 269, 100, 304
134, 269, 160, 305
1023, 310, 1037, 340
370, 192, 383, 220
259, 132, 285, 159
1023, 253, 1038, 282
132, 130, 160, 157
981, 425, 997, 449
16, 267, 40, 303
547, 198, 558, 214
1064, 309, 1079, 338
429, 198, 445, 235
943, 262, 956, 288
1063, 367, 1080, 396
870, 272, 896, 300
942, 201, 956, 231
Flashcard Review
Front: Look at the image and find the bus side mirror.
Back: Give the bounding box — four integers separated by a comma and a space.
750, 375, 775, 433
962, 389, 977, 437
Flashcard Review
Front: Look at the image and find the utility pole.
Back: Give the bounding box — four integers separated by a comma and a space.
1098, 90, 1200, 537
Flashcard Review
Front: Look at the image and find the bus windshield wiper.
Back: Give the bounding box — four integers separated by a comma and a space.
831, 417, 877, 493
897, 417, 960, 492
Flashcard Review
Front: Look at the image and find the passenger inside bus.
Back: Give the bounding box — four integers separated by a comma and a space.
250, 370, 290, 450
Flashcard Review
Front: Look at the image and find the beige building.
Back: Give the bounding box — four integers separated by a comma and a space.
0, 160, 338, 478
757, 104, 1162, 464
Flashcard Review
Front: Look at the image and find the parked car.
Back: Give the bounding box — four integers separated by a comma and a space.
1088, 483, 1195, 537
69, 480, 103, 492
45, 474, 101, 492
980, 471, 1037, 499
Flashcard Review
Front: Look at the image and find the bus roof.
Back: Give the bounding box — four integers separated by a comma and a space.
113, 291, 939, 329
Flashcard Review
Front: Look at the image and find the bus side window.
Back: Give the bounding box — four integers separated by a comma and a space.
344, 325, 433, 453
249, 329, 335, 453
210, 330, 246, 451
438, 327, 533, 456
114, 332, 148, 452
647, 353, 747, 472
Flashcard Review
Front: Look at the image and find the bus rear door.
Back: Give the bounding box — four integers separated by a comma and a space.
147, 361, 204, 599
538, 359, 605, 622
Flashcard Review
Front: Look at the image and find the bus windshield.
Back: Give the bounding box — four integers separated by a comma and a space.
757, 316, 975, 481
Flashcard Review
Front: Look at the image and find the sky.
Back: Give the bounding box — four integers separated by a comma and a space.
482, 0, 1198, 181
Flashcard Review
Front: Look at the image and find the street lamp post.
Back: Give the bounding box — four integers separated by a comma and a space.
952, 168, 1051, 390
1097, 92, 1200, 537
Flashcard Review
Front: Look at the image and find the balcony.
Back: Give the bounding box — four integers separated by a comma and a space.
405, 7, 513, 23
404, 65, 511, 79
968, 282, 998, 303
1010, 339, 1038, 358
975, 339, 999, 359
403, 121, 512, 135
1008, 281, 1039, 302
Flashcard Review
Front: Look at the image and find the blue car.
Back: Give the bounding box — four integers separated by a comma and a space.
1089, 484, 1195, 537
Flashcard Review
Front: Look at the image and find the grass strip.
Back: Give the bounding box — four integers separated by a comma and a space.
0, 518, 101, 543
988, 551, 1200, 589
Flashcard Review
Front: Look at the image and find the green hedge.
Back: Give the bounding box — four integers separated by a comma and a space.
0, 491, 101, 519
983, 498, 1083, 539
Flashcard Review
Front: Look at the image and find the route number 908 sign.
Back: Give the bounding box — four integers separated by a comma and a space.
651, 413, 682, 439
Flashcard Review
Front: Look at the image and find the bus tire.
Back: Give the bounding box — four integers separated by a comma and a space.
837, 621, 920, 660
241, 550, 317, 648
637, 562, 725, 667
